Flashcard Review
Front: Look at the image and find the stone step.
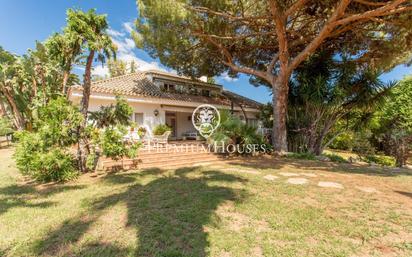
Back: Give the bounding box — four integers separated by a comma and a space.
136, 152, 216, 162
100, 152, 226, 171
138, 156, 224, 170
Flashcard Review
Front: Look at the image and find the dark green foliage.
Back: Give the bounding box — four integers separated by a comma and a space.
286, 152, 316, 160
29, 148, 78, 182
287, 51, 391, 155
89, 96, 133, 128
363, 155, 395, 167
257, 103, 273, 128
100, 126, 141, 161
14, 131, 77, 182
35, 97, 83, 147
210, 110, 270, 154
14, 131, 44, 175
13, 97, 81, 182
374, 77, 412, 167
152, 124, 171, 136
0, 117, 13, 136
328, 132, 354, 151
324, 154, 348, 163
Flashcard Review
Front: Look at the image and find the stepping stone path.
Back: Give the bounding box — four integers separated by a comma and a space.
356, 186, 378, 193
317, 181, 344, 189
287, 178, 308, 185
263, 175, 279, 181
279, 172, 299, 177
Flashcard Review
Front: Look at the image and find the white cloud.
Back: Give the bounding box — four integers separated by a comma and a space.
220, 72, 239, 82
92, 65, 109, 78
123, 22, 134, 34
91, 20, 170, 77
107, 28, 125, 38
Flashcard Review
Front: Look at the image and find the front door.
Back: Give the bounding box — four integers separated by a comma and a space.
166, 112, 177, 138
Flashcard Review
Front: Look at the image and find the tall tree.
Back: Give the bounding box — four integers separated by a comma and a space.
65, 9, 116, 172
135, 0, 412, 152
287, 51, 392, 155
45, 32, 82, 95
108, 59, 127, 77
0, 50, 26, 130
130, 60, 137, 73
376, 77, 412, 167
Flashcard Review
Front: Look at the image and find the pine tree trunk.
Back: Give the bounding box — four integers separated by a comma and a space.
77, 50, 95, 173
272, 77, 288, 153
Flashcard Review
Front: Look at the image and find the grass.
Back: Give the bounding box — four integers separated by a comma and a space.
1, 147, 412, 256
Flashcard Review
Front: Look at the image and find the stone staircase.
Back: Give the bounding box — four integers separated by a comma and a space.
99, 142, 227, 171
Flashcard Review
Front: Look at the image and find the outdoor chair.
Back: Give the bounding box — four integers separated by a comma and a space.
152, 131, 171, 145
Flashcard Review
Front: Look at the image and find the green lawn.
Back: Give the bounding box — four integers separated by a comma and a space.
1, 147, 412, 257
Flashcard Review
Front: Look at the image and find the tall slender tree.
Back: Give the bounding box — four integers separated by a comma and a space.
46, 32, 82, 95
65, 9, 116, 172
135, 0, 412, 152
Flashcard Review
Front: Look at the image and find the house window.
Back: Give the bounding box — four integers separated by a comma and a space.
247, 118, 259, 127
162, 83, 176, 92
201, 89, 210, 97
134, 113, 144, 125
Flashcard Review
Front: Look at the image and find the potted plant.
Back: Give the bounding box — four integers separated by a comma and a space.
137, 126, 147, 138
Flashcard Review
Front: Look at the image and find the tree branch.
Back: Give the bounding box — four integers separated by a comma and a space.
333, 0, 409, 26
285, 0, 308, 17
268, 0, 290, 73
290, 0, 352, 71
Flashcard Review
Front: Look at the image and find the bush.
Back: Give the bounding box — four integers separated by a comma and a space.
286, 152, 316, 160
324, 153, 348, 163
14, 132, 78, 182
0, 117, 14, 136
14, 131, 44, 175
363, 155, 395, 167
153, 124, 171, 136
14, 97, 81, 182
209, 111, 270, 154
30, 149, 78, 182
328, 132, 354, 150
101, 126, 141, 160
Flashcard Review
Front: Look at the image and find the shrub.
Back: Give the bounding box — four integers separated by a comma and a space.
14, 131, 44, 175
324, 153, 348, 163
14, 97, 81, 182
89, 96, 132, 128
328, 132, 354, 150
209, 110, 270, 154
101, 126, 141, 160
14, 132, 78, 182
30, 149, 78, 182
0, 117, 14, 136
153, 124, 171, 136
35, 97, 83, 147
363, 155, 395, 167
286, 152, 316, 160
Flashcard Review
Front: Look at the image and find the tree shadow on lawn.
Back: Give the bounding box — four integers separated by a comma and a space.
227, 156, 412, 177
34, 167, 247, 257
0, 183, 85, 216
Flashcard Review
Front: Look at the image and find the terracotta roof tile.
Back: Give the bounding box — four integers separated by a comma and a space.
72, 71, 262, 109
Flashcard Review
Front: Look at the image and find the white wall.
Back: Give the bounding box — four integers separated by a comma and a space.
74, 94, 260, 136
176, 112, 196, 138
87, 98, 165, 132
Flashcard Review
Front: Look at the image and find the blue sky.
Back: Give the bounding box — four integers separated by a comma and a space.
0, 0, 410, 103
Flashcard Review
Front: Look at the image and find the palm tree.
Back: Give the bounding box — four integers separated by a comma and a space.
65, 9, 116, 172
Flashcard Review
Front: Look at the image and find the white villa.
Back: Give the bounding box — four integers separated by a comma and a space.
70, 70, 262, 140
